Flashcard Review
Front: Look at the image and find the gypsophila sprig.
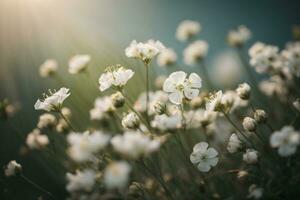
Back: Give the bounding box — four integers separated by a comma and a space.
39, 59, 58, 77
66, 169, 96, 192
163, 71, 202, 105
183, 40, 208, 66
176, 20, 201, 42
4, 160, 22, 177
34, 87, 70, 112
68, 54, 91, 74
104, 161, 131, 190
227, 25, 252, 48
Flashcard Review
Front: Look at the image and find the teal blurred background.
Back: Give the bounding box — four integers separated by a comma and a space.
0, 0, 299, 199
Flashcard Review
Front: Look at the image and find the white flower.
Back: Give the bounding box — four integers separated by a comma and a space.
37, 113, 56, 129
104, 161, 131, 189
183, 40, 208, 65
66, 169, 96, 192
111, 131, 161, 159
134, 90, 168, 115
121, 112, 140, 129
190, 142, 218, 172
157, 48, 177, 67
227, 133, 242, 153
155, 75, 167, 89
99, 65, 134, 92
205, 91, 223, 112
176, 20, 201, 42
249, 42, 281, 73
56, 119, 68, 133
227, 25, 252, 47
26, 129, 49, 150
125, 40, 165, 63
163, 71, 202, 105
67, 131, 110, 162
185, 109, 217, 128
34, 87, 70, 112
39, 59, 58, 77
247, 184, 263, 199
89, 96, 115, 120
293, 99, 300, 112
259, 76, 288, 99
68, 54, 91, 74
270, 126, 300, 157
243, 149, 258, 164
61, 107, 72, 118
236, 83, 251, 100
4, 160, 22, 177
151, 114, 182, 131
281, 41, 300, 77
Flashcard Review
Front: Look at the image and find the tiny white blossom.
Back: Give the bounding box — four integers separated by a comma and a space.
125, 40, 165, 63
4, 160, 22, 177
99, 65, 134, 92
243, 117, 257, 132
190, 142, 218, 172
183, 40, 208, 65
89, 96, 115, 120
270, 126, 300, 157
68, 54, 91, 74
134, 91, 168, 115
37, 113, 56, 129
26, 129, 49, 150
66, 169, 96, 192
247, 184, 263, 199
176, 20, 201, 42
121, 112, 140, 129
34, 88, 70, 112
227, 25, 252, 47
157, 48, 177, 67
243, 149, 258, 164
104, 161, 131, 189
281, 42, 300, 77
39, 59, 58, 77
111, 131, 161, 159
236, 83, 251, 100
227, 133, 242, 153
163, 71, 202, 105
151, 114, 182, 131
67, 131, 110, 162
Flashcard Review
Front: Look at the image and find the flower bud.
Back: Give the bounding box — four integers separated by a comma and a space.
110, 92, 125, 108
5, 160, 22, 177
243, 149, 258, 164
121, 112, 140, 129
242, 117, 256, 132
190, 95, 204, 109
237, 170, 248, 180
236, 83, 251, 100
254, 109, 267, 124
153, 101, 167, 115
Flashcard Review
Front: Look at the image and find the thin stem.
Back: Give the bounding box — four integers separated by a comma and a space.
145, 63, 150, 125
180, 104, 186, 131
58, 111, 75, 132
21, 174, 57, 200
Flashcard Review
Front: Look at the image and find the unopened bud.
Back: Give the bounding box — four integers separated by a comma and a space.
111, 92, 125, 108
243, 117, 256, 132
236, 83, 251, 100
254, 109, 267, 124
153, 101, 167, 115
121, 112, 140, 129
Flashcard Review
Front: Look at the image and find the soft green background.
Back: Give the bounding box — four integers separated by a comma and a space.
0, 0, 299, 199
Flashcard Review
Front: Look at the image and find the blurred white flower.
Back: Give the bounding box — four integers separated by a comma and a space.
259, 76, 288, 99
227, 25, 251, 47
243, 117, 257, 132
243, 149, 258, 164
26, 129, 49, 150
281, 41, 300, 77
190, 142, 218, 172
111, 131, 161, 159
205, 91, 223, 112
68, 54, 91, 74
4, 160, 22, 177
104, 161, 131, 189
163, 71, 202, 104
176, 20, 201, 42
61, 107, 72, 119
270, 126, 300, 157
66, 169, 96, 192
90, 96, 115, 120
34, 87, 70, 112
67, 131, 110, 162
125, 39, 165, 63
121, 112, 140, 129
56, 118, 68, 133
134, 91, 168, 115
157, 48, 177, 67
185, 109, 217, 128
37, 113, 56, 129
227, 133, 242, 153
155, 75, 167, 89
247, 184, 263, 199
183, 40, 208, 65
99, 65, 134, 92
151, 114, 182, 131
249, 42, 281, 73
293, 99, 300, 112
39, 59, 58, 77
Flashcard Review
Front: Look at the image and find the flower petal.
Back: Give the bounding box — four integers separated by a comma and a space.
197, 161, 211, 172
168, 91, 183, 105
193, 142, 208, 152
169, 71, 186, 83
184, 88, 199, 99
163, 79, 176, 92
207, 147, 218, 158
189, 73, 202, 88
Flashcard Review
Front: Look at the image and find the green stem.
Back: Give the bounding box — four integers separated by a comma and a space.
59, 111, 75, 132
145, 63, 150, 125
